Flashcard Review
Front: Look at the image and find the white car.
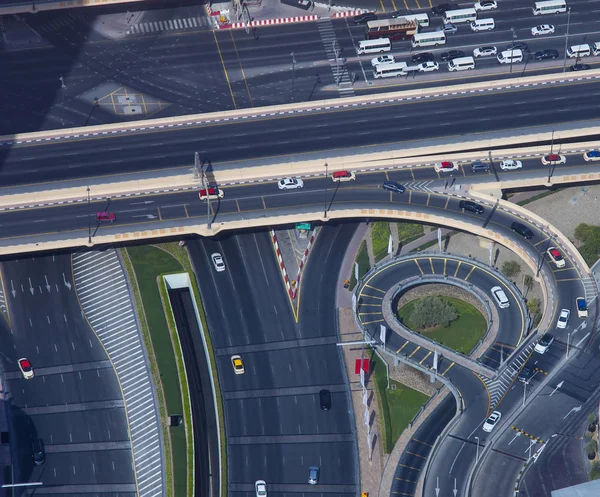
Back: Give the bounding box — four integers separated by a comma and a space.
278, 177, 304, 190
434, 161, 458, 173
371, 54, 395, 67
255, 480, 267, 497
541, 154, 566, 165
557, 308, 570, 329
473, 46, 497, 58
482, 411, 501, 432
211, 253, 225, 272
547, 246, 565, 268
474, 0, 497, 11
491, 286, 509, 309
531, 24, 555, 36
18, 358, 34, 379
418, 61, 439, 72
583, 150, 600, 162
500, 159, 523, 170
534, 333, 555, 354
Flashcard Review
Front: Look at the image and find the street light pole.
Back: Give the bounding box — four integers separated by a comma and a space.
475, 436, 480, 462
87, 186, 92, 244
324, 162, 329, 218
509, 26, 517, 75
567, 332, 571, 358
290, 52, 297, 103
546, 130, 555, 183
563, 7, 572, 73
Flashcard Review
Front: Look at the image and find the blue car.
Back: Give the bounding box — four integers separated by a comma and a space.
383, 181, 406, 193
584, 150, 600, 162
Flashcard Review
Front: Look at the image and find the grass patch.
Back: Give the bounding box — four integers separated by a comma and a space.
371, 222, 391, 263
517, 189, 561, 206
349, 240, 371, 291
398, 297, 487, 354
397, 222, 424, 245
369, 350, 429, 454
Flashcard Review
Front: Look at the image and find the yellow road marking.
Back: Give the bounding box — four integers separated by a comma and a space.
465, 265, 476, 281
473, 372, 492, 415
365, 284, 386, 294
262, 197, 267, 210
230, 30, 253, 106
429, 257, 434, 273
236, 199, 241, 212
408, 345, 421, 358
444, 197, 450, 209
213, 31, 237, 109
419, 350, 432, 364
441, 362, 454, 376
443, 258, 447, 275
426, 193, 431, 206
414, 259, 424, 275
380, 0, 386, 12
157, 207, 162, 221
362, 318, 386, 325
535, 237, 550, 247
183, 204, 189, 218
454, 261, 462, 277
397, 341, 409, 353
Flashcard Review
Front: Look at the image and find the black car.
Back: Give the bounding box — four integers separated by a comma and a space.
411, 52, 435, 63
353, 12, 377, 24
534, 49, 559, 60
431, 3, 458, 15
32, 438, 45, 465
505, 42, 529, 52
511, 222, 534, 239
571, 63, 591, 71
518, 367, 534, 383
440, 49, 465, 61
382, 181, 406, 193
319, 389, 331, 411
459, 200, 484, 215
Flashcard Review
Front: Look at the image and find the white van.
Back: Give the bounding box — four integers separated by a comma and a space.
592, 42, 600, 56
567, 44, 591, 58
447, 56, 475, 71
356, 38, 392, 55
471, 18, 495, 31
497, 49, 523, 63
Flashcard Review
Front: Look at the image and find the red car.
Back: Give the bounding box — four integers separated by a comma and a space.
434, 161, 458, 172
96, 212, 116, 223
18, 358, 34, 379
541, 154, 566, 165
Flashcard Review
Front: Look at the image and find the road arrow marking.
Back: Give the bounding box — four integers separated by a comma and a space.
133, 214, 158, 220
44, 275, 51, 293
10, 280, 15, 298
550, 380, 564, 396
28, 278, 34, 295
564, 405, 582, 419
453, 478, 458, 497
63, 273, 72, 290
435, 476, 440, 497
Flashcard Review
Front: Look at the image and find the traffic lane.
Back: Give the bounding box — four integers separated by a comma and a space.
222, 345, 346, 392
469, 449, 524, 497
228, 441, 356, 486
4, 80, 600, 186
224, 390, 352, 437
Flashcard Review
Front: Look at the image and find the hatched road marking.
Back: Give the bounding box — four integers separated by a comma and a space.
73, 249, 164, 497
127, 16, 214, 35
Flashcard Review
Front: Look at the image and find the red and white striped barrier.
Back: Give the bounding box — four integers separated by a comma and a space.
270, 230, 295, 299
331, 9, 370, 18
292, 231, 317, 299
225, 14, 319, 29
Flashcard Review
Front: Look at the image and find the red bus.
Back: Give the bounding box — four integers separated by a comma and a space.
365, 18, 418, 41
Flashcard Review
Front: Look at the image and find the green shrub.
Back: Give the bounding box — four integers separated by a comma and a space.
590, 461, 600, 480
372, 222, 391, 262
501, 260, 521, 278
588, 412, 598, 425
586, 440, 598, 455
523, 275, 534, 292
349, 240, 370, 290
397, 223, 424, 243
574, 223, 600, 266
527, 298, 542, 327
408, 296, 458, 329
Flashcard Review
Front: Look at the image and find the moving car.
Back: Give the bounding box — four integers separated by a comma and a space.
418, 61, 440, 72
96, 211, 116, 223
556, 308, 570, 329
482, 411, 501, 432
18, 358, 34, 379
500, 159, 523, 170
332, 170, 356, 182
372, 54, 395, 67
583, 150, 600, 162
534, 49, 559, 60
534, 333, 555, 354
491, 286, 510, 309
571, 63, 591, 71
319, 389, 332, 410
231, 355, 245, 374
382, 181, 406, 193
505, 41, 529, 52
411, 52, 435, 63
199, 187, 224, 200
255, 480, 267, 497
576, 297, 588, 318
511, 222, 534, 239
308, 466, 320, 484
431, 3, 458, 16
473, 46, 498, 57
211, 253, 226, 272
32, 438, 45, 465
474, 0, 497, 11
531, 24, 555, 36
434, 161, 458, 172
459, 200, 484, 214
278, 177, 304, 190
438, 23, 458, 34
541, 154, 566, 165
471, 160, 489, 172
518, 367, 534, 383
440, 50, 465, 61
547, 246, 565, 267
353, 12, 377, 24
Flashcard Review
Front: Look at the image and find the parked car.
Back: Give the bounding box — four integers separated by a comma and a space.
353, 12, 377, 24
571, 63, 591, 71
459, 200, 484, 214
440, 50, 465, 61
434, 161, 458, 172
535, 49, 559, 60
473, 46, 498, 57
511, 222, 534, 239
557, 308, 570, 329
483, 411, 502, 432
583, 150, 600, 161
541, 154, 566, 165
500, 159, 523, 170
278, 177, 304, 190
382, 181, 406, 193
412, 52, 435, 63
211, 253, 226, 272
531, 24, 555, 36
546, 246, 565, 268
18, 358, 34, 379
474, 0, 497, 11
371, 54, 395, 67
418, 61, 440, 72
534, 333, 555, 354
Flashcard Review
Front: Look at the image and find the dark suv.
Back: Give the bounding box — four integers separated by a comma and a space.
535, 49, 559, 60
353, 12, 377, 24
412, 52, 435, 63
431, 3, 458, 15
511, 222, 534, 239
319, 389, 331, 411
459, 200, 484, 215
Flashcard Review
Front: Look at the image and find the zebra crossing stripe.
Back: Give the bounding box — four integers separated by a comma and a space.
191, 17, 198, 27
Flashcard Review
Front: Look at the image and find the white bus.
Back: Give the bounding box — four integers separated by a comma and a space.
373, 62, 408, 78
402, 13, 430, 27
532, 0, 567, 15
411, 31, 446, 48
443, 8, 477, 23
356, 38, 392, 55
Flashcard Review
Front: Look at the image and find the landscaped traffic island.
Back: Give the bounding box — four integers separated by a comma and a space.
395, 285, 488, 355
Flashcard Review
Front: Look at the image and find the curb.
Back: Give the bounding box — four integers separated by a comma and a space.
224, 14, 319, 29
330, 9, 370, 17
292, 229, 318, 298
270, 229, 295, 299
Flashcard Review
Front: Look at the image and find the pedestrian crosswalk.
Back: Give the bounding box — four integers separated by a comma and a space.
127, 16, 214, 35
73, 249, 164, 497
34, 11, 86, 34
316, 18, 355, 98
582, 277, 598, 302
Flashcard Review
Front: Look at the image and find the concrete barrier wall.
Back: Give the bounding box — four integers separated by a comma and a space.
0, 0, 146, 15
